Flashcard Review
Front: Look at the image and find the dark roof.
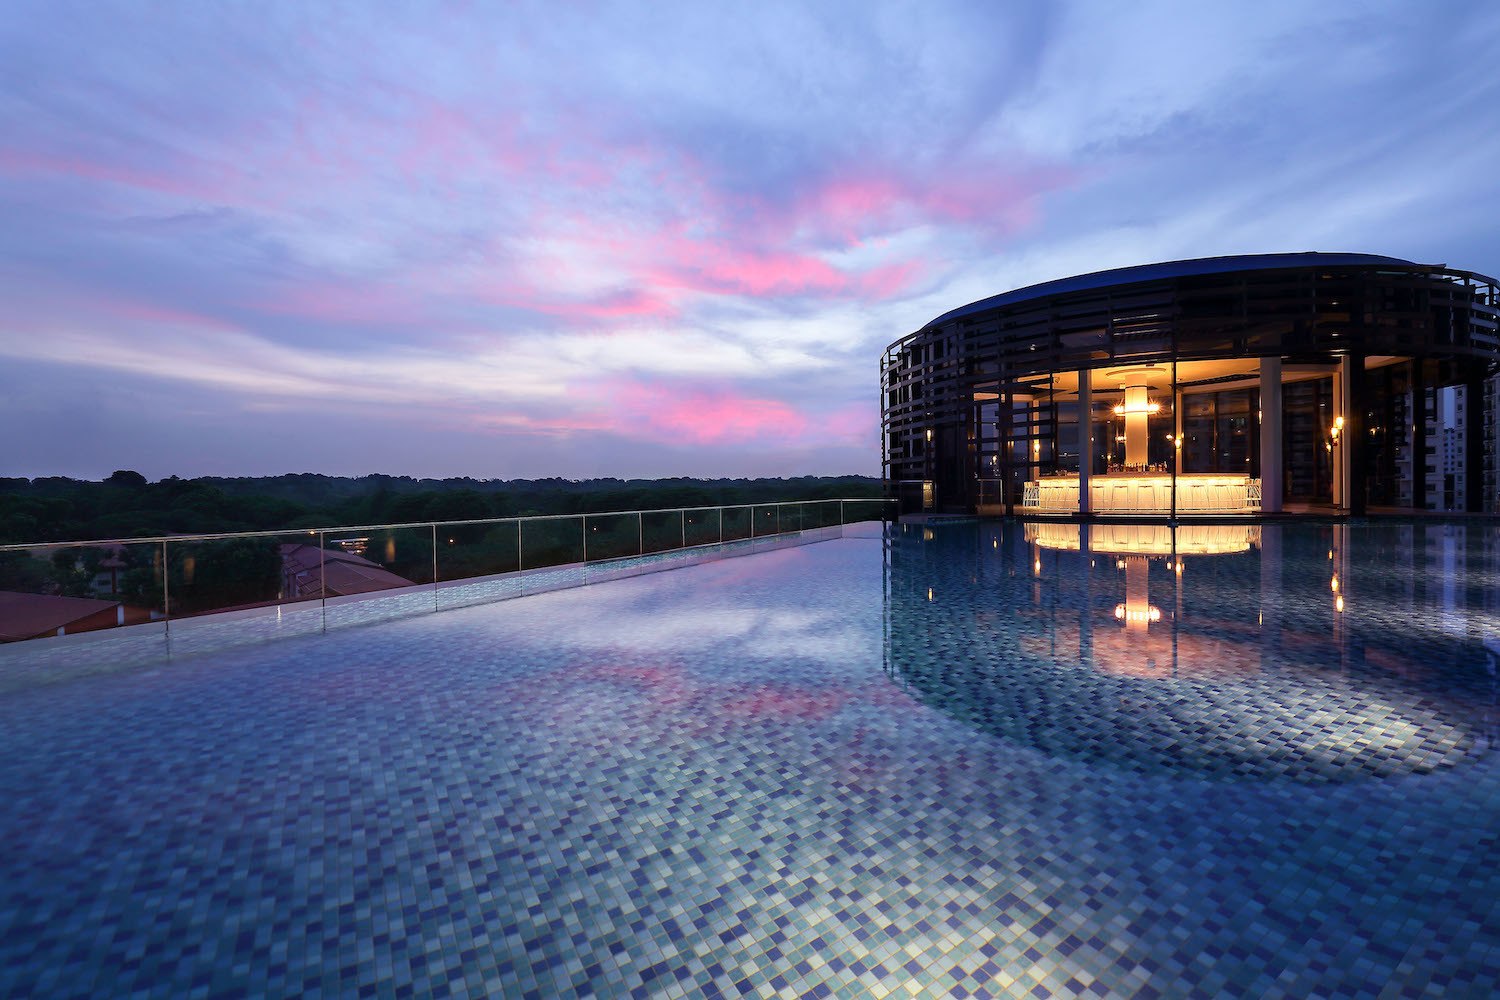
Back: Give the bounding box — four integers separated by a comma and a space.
0, 591, 121, 642
925, 252, 1421, 328
278, 543, 414, 598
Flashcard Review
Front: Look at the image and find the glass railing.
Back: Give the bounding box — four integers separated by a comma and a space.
0, 499, 892, 661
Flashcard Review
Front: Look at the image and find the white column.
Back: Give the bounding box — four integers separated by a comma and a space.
1124, 386, 1150, 467
1078, 370, 1092, 513
1260, 356, 1283, 513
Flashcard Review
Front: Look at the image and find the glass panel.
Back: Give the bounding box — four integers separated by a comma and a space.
839, 499, 887, 524
518, 516, 584, 570
0, 540, 165, 643
682, 509, 720, 547
805, 501, 837, 529
434, 519, 520, 582
434, 519, 523, 611
1284, 378, 1334, 502
164, 533, 303, 620
323, 525, 435, 631
720, 506, 753, 541
584, 513, 641, 561
752, 505, 782, 536
639, 510, 684, 554
1182, 393, 1215, 473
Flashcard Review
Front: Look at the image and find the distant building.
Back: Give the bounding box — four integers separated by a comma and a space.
279, 543, 415, 600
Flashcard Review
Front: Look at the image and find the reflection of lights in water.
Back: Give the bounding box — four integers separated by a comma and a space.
887, 521, 1485, 782
1331, 575, 1339, 593
1033, 558, 1041, 574
1027, 522, 1257, 556
923, 528, 934, 541
927, 587, 933, 602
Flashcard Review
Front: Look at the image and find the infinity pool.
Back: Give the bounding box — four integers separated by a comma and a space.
1, 521, 1496, 998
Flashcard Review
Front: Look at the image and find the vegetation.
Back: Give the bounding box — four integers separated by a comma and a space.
0, 471, 883, 545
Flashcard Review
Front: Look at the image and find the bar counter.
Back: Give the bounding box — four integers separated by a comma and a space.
1022, 473, 1261, 514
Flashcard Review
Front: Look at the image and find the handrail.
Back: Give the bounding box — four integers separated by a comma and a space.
0, 497, 892, 553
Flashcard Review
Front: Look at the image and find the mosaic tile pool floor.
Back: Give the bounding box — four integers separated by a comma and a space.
1, 521, 1497, 998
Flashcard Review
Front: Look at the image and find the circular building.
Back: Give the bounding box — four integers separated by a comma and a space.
881, 252, 1500, 516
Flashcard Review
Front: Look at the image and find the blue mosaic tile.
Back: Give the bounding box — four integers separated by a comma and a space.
0, 523, 1496, 998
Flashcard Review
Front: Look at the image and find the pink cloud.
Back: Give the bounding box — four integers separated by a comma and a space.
782, 162, 1074, 248
608, 379, 810, 446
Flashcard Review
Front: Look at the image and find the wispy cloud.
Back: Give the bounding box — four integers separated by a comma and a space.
2, 0, 1498, 479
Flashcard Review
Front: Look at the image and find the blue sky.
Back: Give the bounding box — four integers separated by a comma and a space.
2, 1, 1498, 480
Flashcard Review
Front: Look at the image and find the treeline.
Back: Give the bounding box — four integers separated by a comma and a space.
0, 471, 883, 544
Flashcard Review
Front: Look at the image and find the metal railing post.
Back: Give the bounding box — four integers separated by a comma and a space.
718, 507, 724, 544
318, 530, 326, 631
517, 519, 523, 572
680, 509, 686, 549
582, 514, 589, 563
161, 539, 170, 638
638, 511, 643, 555
431, 523, 438, 611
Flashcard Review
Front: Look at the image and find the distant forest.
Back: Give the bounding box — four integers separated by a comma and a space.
0, 471, 884, 545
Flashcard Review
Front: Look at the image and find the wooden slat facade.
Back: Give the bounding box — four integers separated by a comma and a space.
882, 256, 1500, 515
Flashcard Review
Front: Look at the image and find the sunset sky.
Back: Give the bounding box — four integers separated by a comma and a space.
3, 1, 1499, 481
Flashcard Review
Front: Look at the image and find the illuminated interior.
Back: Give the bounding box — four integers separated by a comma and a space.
997, 356, 1394, 515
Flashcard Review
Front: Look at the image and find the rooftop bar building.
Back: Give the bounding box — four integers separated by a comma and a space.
882, 253, 1500, 516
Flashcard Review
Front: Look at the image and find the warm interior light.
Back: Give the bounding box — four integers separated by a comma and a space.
1113, 603, 1162, 623
1112, 400, 1162, 416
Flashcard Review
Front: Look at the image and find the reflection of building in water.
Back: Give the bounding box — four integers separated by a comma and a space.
1023, 522, 1262, 679
882, 521, 1488, 781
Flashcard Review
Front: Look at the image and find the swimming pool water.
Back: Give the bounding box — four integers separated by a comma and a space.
0, 521, 1495, 997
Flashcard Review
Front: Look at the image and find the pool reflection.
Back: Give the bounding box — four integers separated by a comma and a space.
884, 520, 1497, 781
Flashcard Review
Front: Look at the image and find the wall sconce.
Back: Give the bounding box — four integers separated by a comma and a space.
1330, 415, 1344, 443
